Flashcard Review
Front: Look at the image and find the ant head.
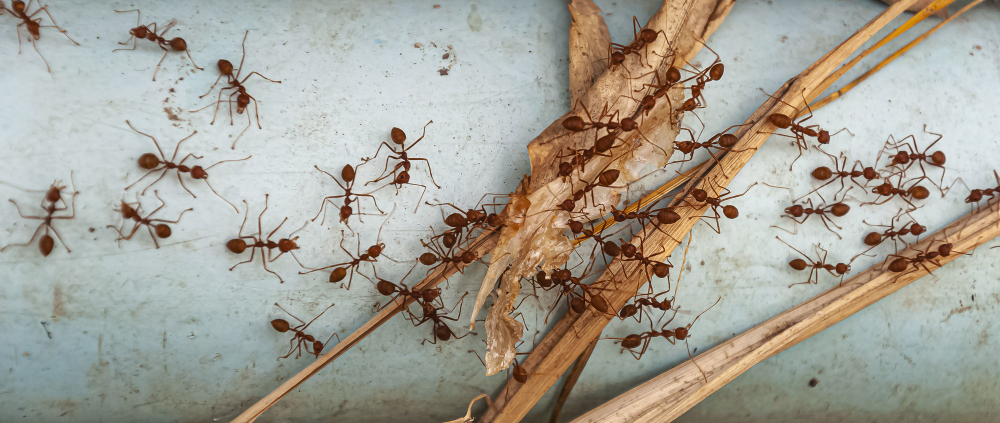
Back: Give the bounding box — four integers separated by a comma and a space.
130, 26, 149, 39
620, 242, 637, 258
767, 113, 791, 129
270, 319, 290, 333
445, 213, 468, 228
910, 185, 930, 200
656, 209, 680, 225
329, 267, 347, 283
639, 95, 656, 112
967, 190, 983, 203
620, 118, 638, 131
226, 239, 247, 254
863, 232, 882, 246
674, 326, 689, 340
190, 165, 207, 179
610, 51, 626, 66
559, 199, 575, 212
817, 130, 830, 144
602, 241, 621, 257
863, 167, 879, 180
338, 205, 353, 223
558, 162, 573, 177
217, 59, 234, 75
422, 289, 441, 303
467, 209, 486, 222
418, 252, 437, 266
931, 151, 946, 165
554, 269, 572, 282
785, 204, 804, 217
598, 169, 621, 186
718, 133, 738, 148
341, 164, 356, 182
789, 258, 807, 271
938, 243, 953, 256
596, 133, 618, 153
461, 250, 476, 264
312, 340, 325, 355
376, 280, 396, 296
830, 203, 850, 217
638, 28, 659, 44
692, 189, 708, 202
909, 223, 926, 235
562, 115, 585, 132
39, 234, 54, 256
367, 243, 384, 257
619, 304, 637, 319
621, 334, 643, 349
236, 94, 250, 113
168, 37, 187, 51
442, 232, 458, 249
570, 297, 586, 314
394, 171, 411, 185
435, 324, 452, 341
535, 270, 552, 288
887, 258, 908, 273
658, 298, 672, 310
653, 262, 670, 278
138, 152, 161, 170
722, 205, 739, 219
872, 183, 892, 195
835, 263, 850, 275
390, 127, 406, 145
665, 67, 681, 84
118, 201, 138, 219
709, 63, 725, 81
154, 224, 172, 239
812, 166, 832, 180
278, 238, 298, 252
45, 185, 63, 203
675, 140, 694, 153
892, 151, 909, 164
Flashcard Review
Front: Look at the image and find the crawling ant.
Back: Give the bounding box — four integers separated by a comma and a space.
124, 121, 248, 212
1, 174, 77, 256
677, 42, 725, 109
366, 121, 440, 209
963, 170, 1000, 210
865, 174, 930, 210
425, 196, 504, 249
618, 290, 674, 330
107, 191, 192, 249
301, 226, 397, 289
193, 30, 281, 149
797, 148, 880, 202
683, 182, 757, 233
270, 302, 339, 359
556, 168, 622, 216
671, 124, 754, 175
774, 189, 851, 239
374, 265, 441, 312
617, 240, 674, 290
608, 298, 720, 381
882, 128, 948, 192
226, 195, 309, 283
631, 66, 683, 116
605, 16, 669, 70
405, 293, 474, 345
313, 163, 387, 228
113, 9, 202, 81
885, 240, 966, 277
776, 237, 851, 287
560, 100, 668, 159
3, 0, 79, 72
417, 226, 481, 280
757, 89, 851, 169
534, 268, 613, 323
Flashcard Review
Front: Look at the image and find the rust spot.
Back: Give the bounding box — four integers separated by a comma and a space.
808, 377, 818, 387
438, 68, 449, 76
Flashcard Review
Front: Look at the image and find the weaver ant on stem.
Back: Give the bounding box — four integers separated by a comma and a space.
605, 16, 669, 70
405, 292, 475, 345
192, 30, 281, 149
107, 190, 192, 249
365, 121, 440, 210
885, 238, 967, 278
853, 213, 926, 261
1, 173, 78, 257
113, 9, 202, 81
618, 289, 675, 330
3, 0, 79, 72
671, 124, 754, 176
865, 173, 931, 211
373, 264, 441, 312
226, 195, 310, 283
776, 236, 851, 287
683, 181, 757, 234
757, 89, 852, 169
124, 121, 248, 212
270, 302, 339, 359
962, 170, 1000, 211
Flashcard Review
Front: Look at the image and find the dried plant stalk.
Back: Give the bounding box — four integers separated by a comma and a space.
478, 1, 922, 421
572, 205, 1000, 422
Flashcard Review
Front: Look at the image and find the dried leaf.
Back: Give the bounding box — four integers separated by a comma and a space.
568, 0, 612, 105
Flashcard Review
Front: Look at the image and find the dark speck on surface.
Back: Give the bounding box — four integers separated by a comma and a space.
809, 377, 819, 387
438, 68, 449, 76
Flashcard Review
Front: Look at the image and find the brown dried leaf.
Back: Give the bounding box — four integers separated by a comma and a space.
568, 0, 611, 105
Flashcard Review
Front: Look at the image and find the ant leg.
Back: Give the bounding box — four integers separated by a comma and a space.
230, 246, 257, 270
236, 30, 249, 80
176, 172, 196, 198
1, 224, 45, 252
260, 247, 284, 283
406, 157, 441, 189
177, 153, 205, 165
145, 224, 161, 249
7, 200, 45, 220
198, 74, 226, 98
152, 50, 168, 81
112, 35, 137, 51
241, 71, 281, 84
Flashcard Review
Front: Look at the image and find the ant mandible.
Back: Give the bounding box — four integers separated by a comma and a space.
192, 30, 281, 149
113, 9, 202, 81
1, 173, 78, 257
124, 120, 249, 212
3, 0, 79, 72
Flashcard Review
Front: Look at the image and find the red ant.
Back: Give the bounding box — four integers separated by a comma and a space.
113, 9, 202, 81
671, 124, 754, 175
226, 195, 309, 283
757, 89, 851, 169
418, 226, 481, 280
312, 163, 385, 227
605, 16, 669, 70
1, 174, 77, 257
618, 290, 674, 330
617, 239, 674, 291
632, 66, 683, 115
107, 191, 192, 249
124, 121, 248, 212
300, 226, 397, 289
774, 189, 851, 239
555, 168, 623, 216
683, 182, 757, 233
270, 302, 339, 359
776, 237, 851, 287
192, 30, 281, 149
601, 203, 682, 242
881, 128, 947, 190
374, 265, 442, 312
365, 121, 440, 209
676, 42, 725, 109
469, 337, 538, 394
853, 211, 926, 261
885, 240, 966, 277
425, 196, 504, 249
405, 293, 474, 345
963, 170, 1000, 210
797, 148, 880, 202
534, 268, 613, 323
608, 298, 720, 381
3, 0, 79, 72
865, 174, 930, 211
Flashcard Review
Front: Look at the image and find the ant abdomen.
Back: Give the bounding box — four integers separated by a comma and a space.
390, 127, 406, 144
138, 153, 161, 169
329, 267, 347, 283
768, 114, 792, 129
217, 59, 234, 75
168, 37, 187, 51
271, 319, 290, 332
227, 239, 248, 254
